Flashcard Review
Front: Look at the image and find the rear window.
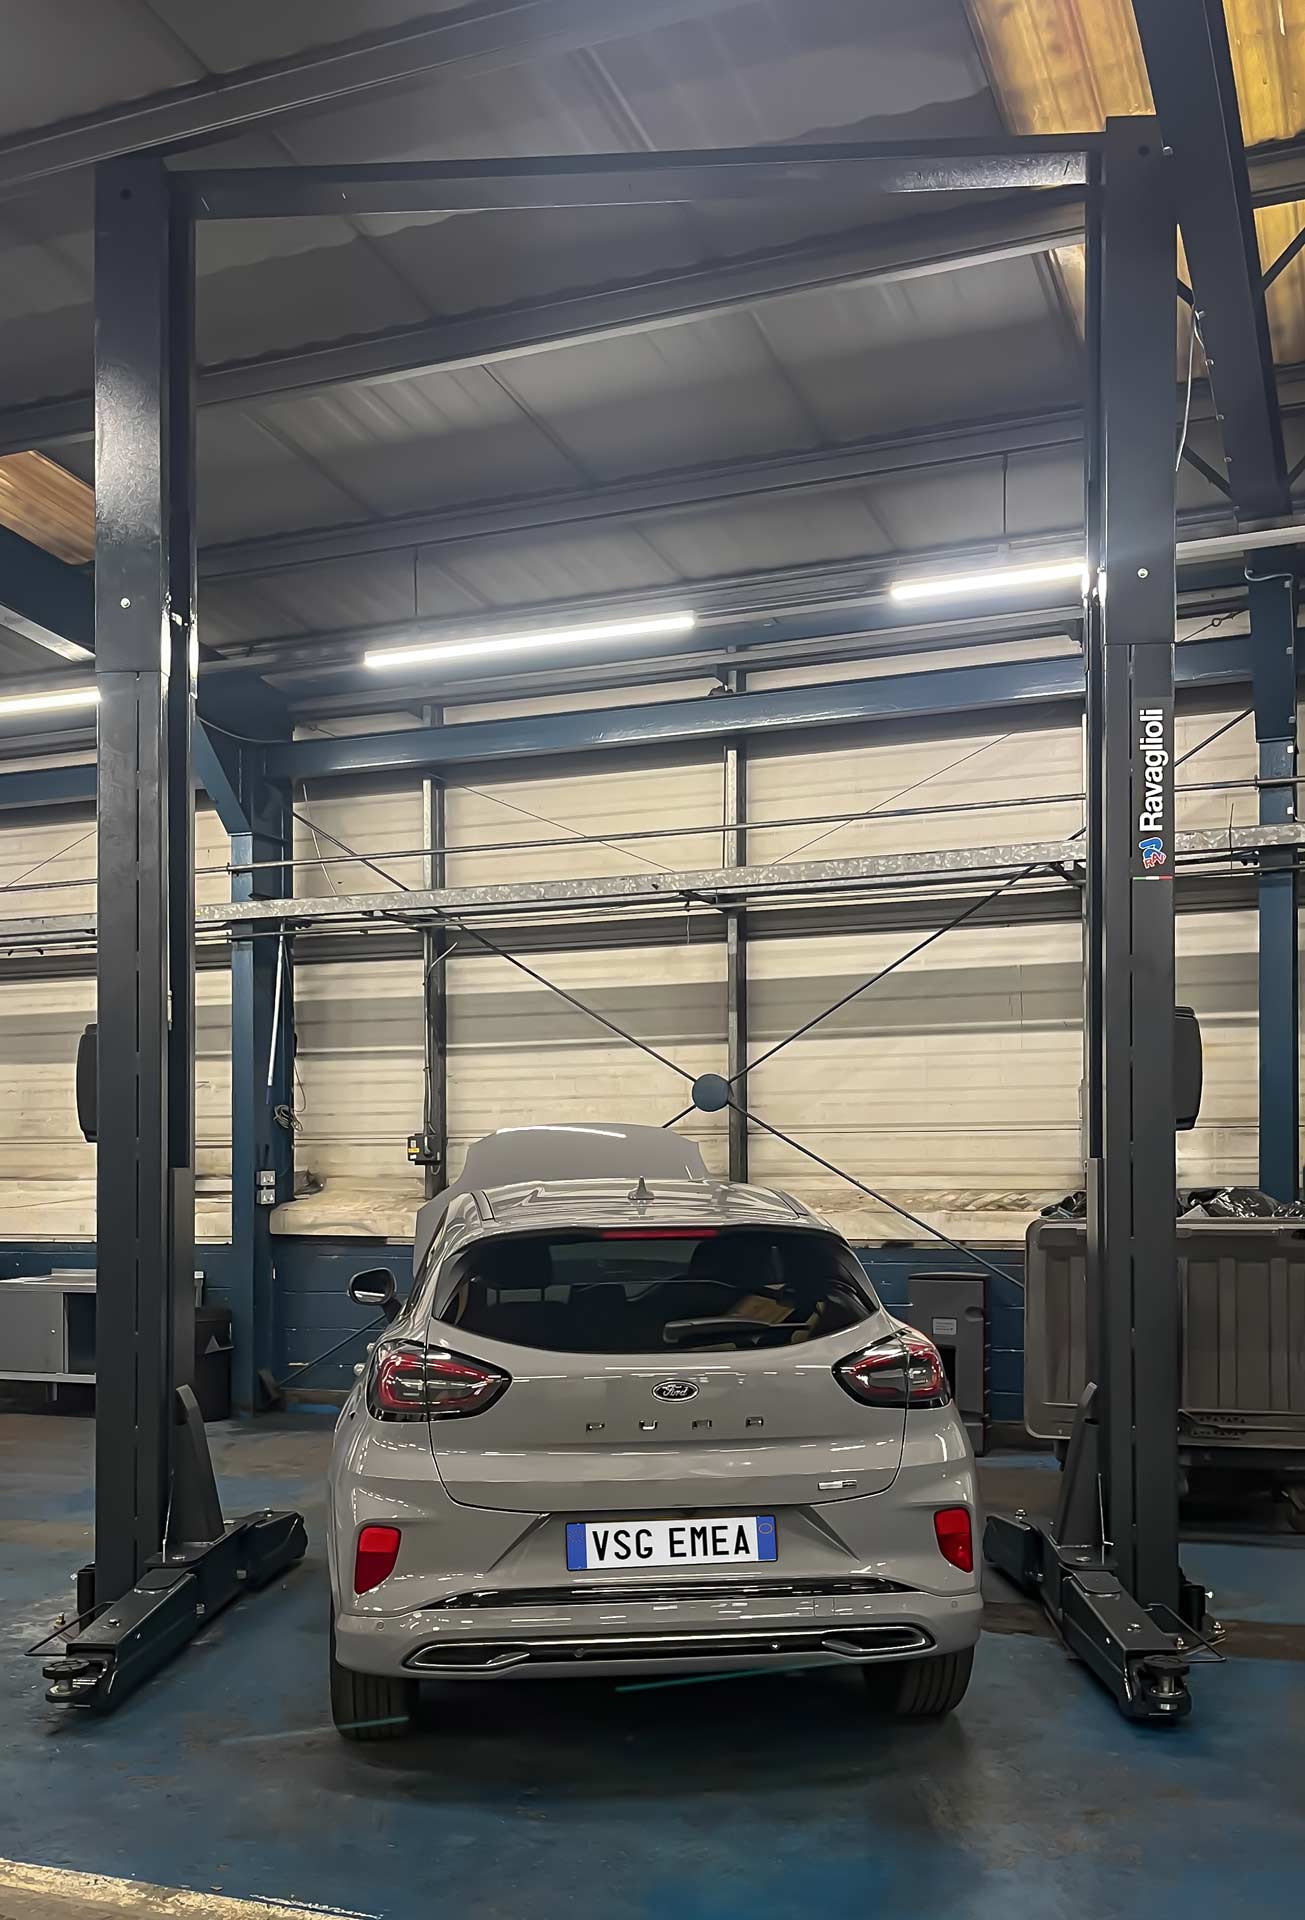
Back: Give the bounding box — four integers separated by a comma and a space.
435, 1228, 877, 1354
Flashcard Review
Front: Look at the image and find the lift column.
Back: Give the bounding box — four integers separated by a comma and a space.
92, 155, 197, 1605
985, 118, 1197, 1721
1088, 117, 1181, 1620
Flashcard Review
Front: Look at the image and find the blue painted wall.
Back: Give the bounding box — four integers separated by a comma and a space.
860, 1245, 1026, 1426
0, 1237, 1026, 1415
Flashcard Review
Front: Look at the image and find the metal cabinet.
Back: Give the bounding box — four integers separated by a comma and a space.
0, 1273, 96, 1384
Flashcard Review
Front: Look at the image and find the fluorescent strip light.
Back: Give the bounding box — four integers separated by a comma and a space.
889, 559, 1088, 604
0, 685, 99, 718
365, 611, 697, 672
888, 522, 1305, 605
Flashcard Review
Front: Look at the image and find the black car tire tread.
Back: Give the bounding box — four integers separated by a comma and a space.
330, 1616, 417, 1740
867, 1645, 974, 1717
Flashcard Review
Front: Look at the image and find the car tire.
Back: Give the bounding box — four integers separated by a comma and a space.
865, 1645, 974, 1718
329, 1615, 417, 1741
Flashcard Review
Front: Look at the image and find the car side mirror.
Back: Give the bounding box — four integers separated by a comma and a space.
349, 1267, 400, 1323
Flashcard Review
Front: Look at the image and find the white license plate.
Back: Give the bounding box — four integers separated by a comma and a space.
566, 1515, 777, 1572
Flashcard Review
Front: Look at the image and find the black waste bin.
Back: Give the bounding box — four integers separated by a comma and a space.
193, 1304, 233, 1421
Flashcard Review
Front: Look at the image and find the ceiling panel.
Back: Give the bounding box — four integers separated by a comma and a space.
598, 0, 997, 147
753, 256, 1079, 442
491, 311, 820, 478
642, 490, 894, 579
149, 0, 463, 72
441, 525, 683, 609
246, 363, 584, 516
195, 409, 374, 543
0, 1, 201, 138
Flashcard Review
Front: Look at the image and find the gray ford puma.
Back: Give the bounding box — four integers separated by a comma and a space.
326, 1125, 981, 1739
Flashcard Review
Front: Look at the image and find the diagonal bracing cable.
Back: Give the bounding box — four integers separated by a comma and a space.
661, 864, 1047, 1129
769, 729, 1016, 866
296, 801, 1030, 1275
438, 914, 698, 1085
294, 809, 702, 1086
734, 1102, 1023, 1291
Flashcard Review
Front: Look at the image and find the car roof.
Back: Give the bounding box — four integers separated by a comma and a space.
480, 1177, 820, 1232
413, 1122, 713, 1272
421, 1177, 833, 1272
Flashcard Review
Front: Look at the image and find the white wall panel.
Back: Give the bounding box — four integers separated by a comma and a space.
0, 968, 232, 1242
443, 746, 724, 887
744, 908, 1268, 1244
0, 801, 232, 920
0, 684, 1279, 1251
293, 956, 426, 1202
746, 921, 1083, 1242
746, 696, 1257, 868
291, 778, 425, 897
446, 941, 729, 1177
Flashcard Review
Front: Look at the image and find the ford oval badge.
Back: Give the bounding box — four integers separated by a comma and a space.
652, 1379, 699, 1402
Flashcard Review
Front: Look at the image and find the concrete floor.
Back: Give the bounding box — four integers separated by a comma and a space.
1, 1411, 1302, 1920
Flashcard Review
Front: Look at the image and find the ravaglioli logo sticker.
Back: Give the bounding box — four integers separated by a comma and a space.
1133, 698, 1173, 878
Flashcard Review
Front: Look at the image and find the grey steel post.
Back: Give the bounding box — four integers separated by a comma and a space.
421, 706, 448, 1197
228, 732, 295, 1409
723, 675, 748, 1181
1089, 119, 1181, 1614
93, 156, 195, 1602
1249, 563, 1300, 1202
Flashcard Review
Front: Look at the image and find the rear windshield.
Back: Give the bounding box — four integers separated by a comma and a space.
435, 1228, 877, 1354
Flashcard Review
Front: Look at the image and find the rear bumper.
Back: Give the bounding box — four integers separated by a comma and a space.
333, 1582, 983, 1680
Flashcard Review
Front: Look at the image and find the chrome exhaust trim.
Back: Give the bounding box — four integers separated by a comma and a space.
404, 1623, 932, 1673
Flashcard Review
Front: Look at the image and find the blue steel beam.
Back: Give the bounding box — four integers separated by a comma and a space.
1133, 0, 1288, 520
1249, 562, 1300, 1201
0, 631, 1270, 810
0, 526, 93, 661
193, 720, 247, 839
270, 635, 1258, 782
0, 763, 95, 808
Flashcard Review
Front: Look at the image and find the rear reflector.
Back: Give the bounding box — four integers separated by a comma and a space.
933, 1507, 973, 1573
354, 1524, 402, 1593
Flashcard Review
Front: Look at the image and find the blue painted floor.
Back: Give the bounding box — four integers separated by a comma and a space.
1, 1412, 1303, 1920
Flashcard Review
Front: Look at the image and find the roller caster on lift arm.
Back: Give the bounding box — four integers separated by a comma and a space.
33, 1388, 307, 1715
984, 1385, 1202, 1725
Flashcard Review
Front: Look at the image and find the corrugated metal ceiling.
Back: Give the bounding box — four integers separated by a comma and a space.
0, 0, 1295, 681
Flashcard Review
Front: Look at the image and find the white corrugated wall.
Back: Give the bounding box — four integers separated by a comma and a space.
0, 680, 1283, 1248
0, 800, 233, 1241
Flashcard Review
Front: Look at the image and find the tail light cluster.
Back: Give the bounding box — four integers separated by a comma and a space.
834, 1332, 950, 1409
366, 1339, 509, 1422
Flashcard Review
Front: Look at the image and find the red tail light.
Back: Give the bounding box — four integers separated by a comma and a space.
834, 1332, 949, 1408
366, 1340, 509, 1422
933, 1507, 974, 1573
354, 1524, 402, 1594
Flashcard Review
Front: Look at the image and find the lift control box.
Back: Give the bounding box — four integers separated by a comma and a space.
407, 1129, 442, 1168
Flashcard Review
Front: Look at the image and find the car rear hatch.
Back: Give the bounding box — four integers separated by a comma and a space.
422, 1223, 907, 1512
428, 1342, 906, 1511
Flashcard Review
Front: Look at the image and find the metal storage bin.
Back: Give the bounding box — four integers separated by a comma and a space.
1025, 1218, 1305, 1462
